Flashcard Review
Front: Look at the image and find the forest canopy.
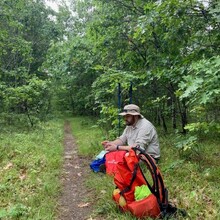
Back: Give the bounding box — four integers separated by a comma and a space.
0, 0, 219, 139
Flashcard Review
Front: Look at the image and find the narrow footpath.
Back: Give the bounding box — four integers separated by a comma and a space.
57, 121, 95, 220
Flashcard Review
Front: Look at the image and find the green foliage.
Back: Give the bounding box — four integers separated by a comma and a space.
58, 0, 219, 136
0, 0, 62, 126
91, 69, 139, 136
0, 71, 52, 127
174, 134, 201, 160
179, 56, 220, 137
0, 204, 29, 219
41, 34, 101, 115
185, 122, 220, 136
179, 56, 220, 105
1, 0, 220, 142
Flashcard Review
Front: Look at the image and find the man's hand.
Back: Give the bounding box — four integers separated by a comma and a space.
104, 143, 117, 152
101, 140, 109, 147
101, 140, 116, 151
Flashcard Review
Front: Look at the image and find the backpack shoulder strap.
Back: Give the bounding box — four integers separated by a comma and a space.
120, 162, 139, 195
133, 147, 168, 211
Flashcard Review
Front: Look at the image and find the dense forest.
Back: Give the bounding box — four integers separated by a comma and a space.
0, 1, 220, 219
0, 0, 219, 140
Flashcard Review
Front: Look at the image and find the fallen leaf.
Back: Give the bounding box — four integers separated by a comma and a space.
78, 202, 90, 208
19, 174, 27, 180
19, 169, 27, 180
3, 162, 13, 170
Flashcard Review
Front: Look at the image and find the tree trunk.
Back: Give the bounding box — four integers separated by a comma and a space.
172, 94, 177, 129
160, 101, 167, 132
25, 104, 34, 127
177, 98, 187, 134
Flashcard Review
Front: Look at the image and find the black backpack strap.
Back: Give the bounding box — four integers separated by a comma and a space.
139, 153, 161, 197
120, 162, 139, 195
138, 158, 158, 197
133, 147, 168, 209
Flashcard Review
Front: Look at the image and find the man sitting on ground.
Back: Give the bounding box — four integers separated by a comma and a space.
102, 104, 160, 162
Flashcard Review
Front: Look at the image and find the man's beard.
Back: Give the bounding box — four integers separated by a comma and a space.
125, 116, 135, 126
125, 121, 132, 126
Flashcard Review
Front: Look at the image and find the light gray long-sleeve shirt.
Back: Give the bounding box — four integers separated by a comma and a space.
119, 117, 160, 159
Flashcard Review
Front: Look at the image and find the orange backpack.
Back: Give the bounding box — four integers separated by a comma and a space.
112, 148, 186, 219
105, 151, 127, 175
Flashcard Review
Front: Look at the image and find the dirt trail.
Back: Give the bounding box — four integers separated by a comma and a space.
57, 121, 95, 220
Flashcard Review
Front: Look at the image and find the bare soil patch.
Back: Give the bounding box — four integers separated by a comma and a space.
57, 121, 98, 220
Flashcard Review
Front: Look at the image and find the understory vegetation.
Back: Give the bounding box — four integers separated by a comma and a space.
0, 116, 219, 219
0, 120, 64, 219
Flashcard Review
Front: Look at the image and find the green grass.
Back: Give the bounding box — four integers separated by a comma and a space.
69, 116, 105, 156
70, 117, 220, 220
159, 135, 220, 220
0, 120, 64, 220
0, 117, 219, 219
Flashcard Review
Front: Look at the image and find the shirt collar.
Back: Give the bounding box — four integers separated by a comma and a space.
132, 118, 142, 129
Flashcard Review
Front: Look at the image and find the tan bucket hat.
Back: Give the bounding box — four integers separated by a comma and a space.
119, 104, 144, 118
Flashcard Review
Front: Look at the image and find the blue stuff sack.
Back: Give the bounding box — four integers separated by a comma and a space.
90, 157, 106, 173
